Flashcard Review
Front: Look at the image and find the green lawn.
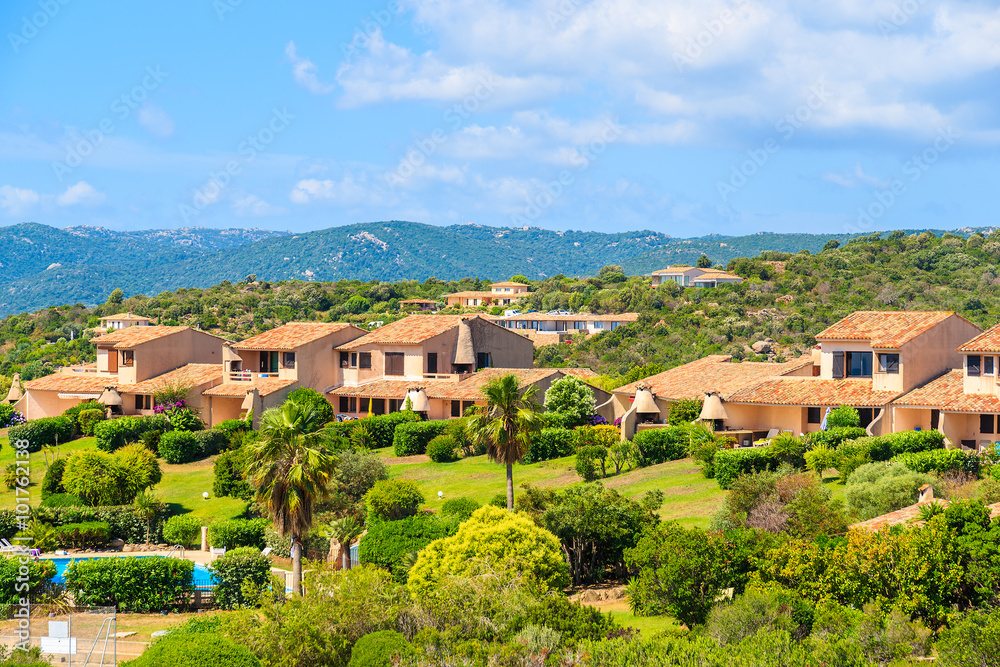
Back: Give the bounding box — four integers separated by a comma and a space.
382, 450, 726, 528
0, 434, 246, 524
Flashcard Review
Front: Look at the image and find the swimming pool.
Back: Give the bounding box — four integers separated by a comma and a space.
47, 556, 216, 588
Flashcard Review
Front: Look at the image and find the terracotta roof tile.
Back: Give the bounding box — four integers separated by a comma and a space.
100, 313, 150, 321
892, 369, 1000, 412
399, 299, 438, 305
233, 322, 362, 351
329, 368, 568, 401
339, 314, 483, 350
559, 367, 599, 379
491, 282, 529, 288
613, 355, 813, 401
445, 291, 495, 299
91, 326, 193, 348
958, 325, 1000, 352
118, 364, 221, 394
727, 377, 900, 407
203, 378, 297, 397
815, 311, 967, 348
852, 499, 1000, 532
24, 373, 117, 393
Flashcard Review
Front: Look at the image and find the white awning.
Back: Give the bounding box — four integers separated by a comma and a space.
57, 393, 101, 400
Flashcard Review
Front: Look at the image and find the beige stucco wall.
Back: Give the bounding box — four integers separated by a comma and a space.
963, 354, 1000, 395
118, 329, 224, 384
23, 390, 96, 421
819, 341, 872, 379
895, 315, 981, 393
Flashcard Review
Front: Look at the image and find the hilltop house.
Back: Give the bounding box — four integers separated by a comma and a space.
489, 312, 639, 347
444, 282, 529, 308
19, 326, 227, 420
650, 267, 743, 288
98, 312, 150, 331
203, 322, 367, 426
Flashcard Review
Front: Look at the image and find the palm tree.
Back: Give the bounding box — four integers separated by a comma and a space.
133, 491, 160, 545
467, 374, 543, 510
244, 400, 338, 595
322, 516, 364, 571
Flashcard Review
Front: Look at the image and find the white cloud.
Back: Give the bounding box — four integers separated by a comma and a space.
0, 185, 40, 215
138, 104, 176, 138
232, 194, 286, 217
822, 163, 892, 189
56, 181, 106, 207
289, 173, 387, 206
285, 41, 335, 94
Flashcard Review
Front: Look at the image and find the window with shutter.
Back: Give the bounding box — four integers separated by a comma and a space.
981, 413, 995, 434
832, 351, 845, 379
385, 353, 404, 376
360, 352, 372, 369
969, 355, 982, 377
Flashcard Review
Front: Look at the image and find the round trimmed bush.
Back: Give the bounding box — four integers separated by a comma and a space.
159, 431, 199, 464
208, 518, 268, 550
392, 420, 448, 456
364, 479, 423, 523
426, 435, 458, 463
209, 550, 271, 609
441, 497, 481, 521
162, 514, 203, 548
77, 408, 106, 436
40, 457, 67, 499
348, 630, 413, 667
123, 631, 260, 667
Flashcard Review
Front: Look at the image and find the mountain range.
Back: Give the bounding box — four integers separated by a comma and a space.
0, 221, 970, 317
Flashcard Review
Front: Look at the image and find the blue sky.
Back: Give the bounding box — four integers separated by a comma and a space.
1, 0, 998, 237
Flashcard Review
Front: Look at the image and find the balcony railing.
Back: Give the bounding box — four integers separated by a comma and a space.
227, 371, 281, 382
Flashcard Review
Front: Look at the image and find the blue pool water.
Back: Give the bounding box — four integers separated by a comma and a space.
48, 556, 216, 587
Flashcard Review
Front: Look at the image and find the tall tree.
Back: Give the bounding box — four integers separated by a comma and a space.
244, 400, 338, 595
467, 374, 543, 510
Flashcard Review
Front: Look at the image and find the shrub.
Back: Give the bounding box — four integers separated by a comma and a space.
63, 399, 104, 430
357, 411, 420, 449
808, 427, 868, 448
209, 551, 271, 609
444, 417, 477, 455
0, 403, 22, 428
192, 429, 228, 458
113, 442, 163, 492
714, 448, 779, 489
214, 449, 253, 499
162, 514, 203, 548
937, 609, 1000, 667
77, 408, 106, 436
332, 448, 388, 502
123, 631, 261, 667
158, 430, 199, 464
576, 424, 621, 449
52, 521, 111, 549
633, 426, 689, 466
364, 479, 424, 523
441, 497, 481, 521
426, 434, 458, 463
41, 493, 84, 508
62, 446, 161, 506
827, 405, 860, 429
0, 556, 55, 606
166, 407, 204, 432
518, 595, 621, 647
263, 526, 329, 560
214, 418, 250, 436
392, 420, 447, 456
541, 412, 573, 429
357, 514, 458, 581
3, 463, 19, 490
845, 463, 937, 521
94, 415, 168, 452
287, 387, 336, 424
65, 556, 194, 612
543, 376, 597, 427
893, 449, 980, 476
34, 504, 170, 544
575, 445, 608, 482
140, 430, 162, 455
706, 587, 813, 646
523, 427, 577, 463
208, 518, 268, 550
348, 630, 414, 667
668, 398, 704, 425
7, 416, 75, 452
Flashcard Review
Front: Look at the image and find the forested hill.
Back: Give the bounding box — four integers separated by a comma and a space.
0, 220, 955, 316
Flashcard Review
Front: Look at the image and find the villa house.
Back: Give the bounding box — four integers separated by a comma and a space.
891, 323, 1000, 451
202, 322, 368, 426
98, 312, 150, 331
444, 282, 530, 308
489, 312, 639, 347
650, 267, 743, 288
398, 298, 439, 311
19, 326, 227, 420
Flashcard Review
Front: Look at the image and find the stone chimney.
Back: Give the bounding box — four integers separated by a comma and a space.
918, 484, 934, 503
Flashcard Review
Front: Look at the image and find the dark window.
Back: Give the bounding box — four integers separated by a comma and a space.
987, 357, 996, 375
476, 352, 492, 370
807, 407, 822, 424
451, 400, 461, 417
340, 351, 349, 368
283, 352, 296, 368
982, 414, 995, 434
135, 394, 144, 411
427, 353, 438, 374
931, 409, 940, 430
832, 351, 845, 379
385, 353, 405, 376
372, 398, 386, 415
462, 400, 475, 415
969, 355, 982, 377
389, 398, 402, 412
858, 408, 874, 428
846, 352, 873, 378
359, 352, 372, 370
350, 352, 358, 368
350, 397, 356, 413
879, 353, 899, 374
339, 397, 350, 413
121, 350, 134, 367
260, 351, 278, 373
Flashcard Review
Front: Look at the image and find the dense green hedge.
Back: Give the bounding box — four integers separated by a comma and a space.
893, 449, 980, 475
52, 521, 110, 549
633, 427, 689, 466
807, 427, 868, 448
213, 418, 251, 436
162, 515, 203, 548
523, 427, 577, 463
7, 416, 75, 452
192, 430, 228, 458
41, 493, 84, 508
77, 409, 106, 436
209, 550, 271, 610
62, 400, 104, 432
357, 514, 457, 581
263, 525, 330, 560
65, 556, 194, 612
392, 420, 447, 456
364, 479, 424, 523
94, 415, 171, 452
208, 518, 268, 550
357, 411, 420, 449
214, 449, 253, 499
124, 631, 261, 667
348, 630, 414, 667
0, 556, 55, 606
713, 448, 779, 489
34, 505, 171, 544
159, 430, 199, 464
